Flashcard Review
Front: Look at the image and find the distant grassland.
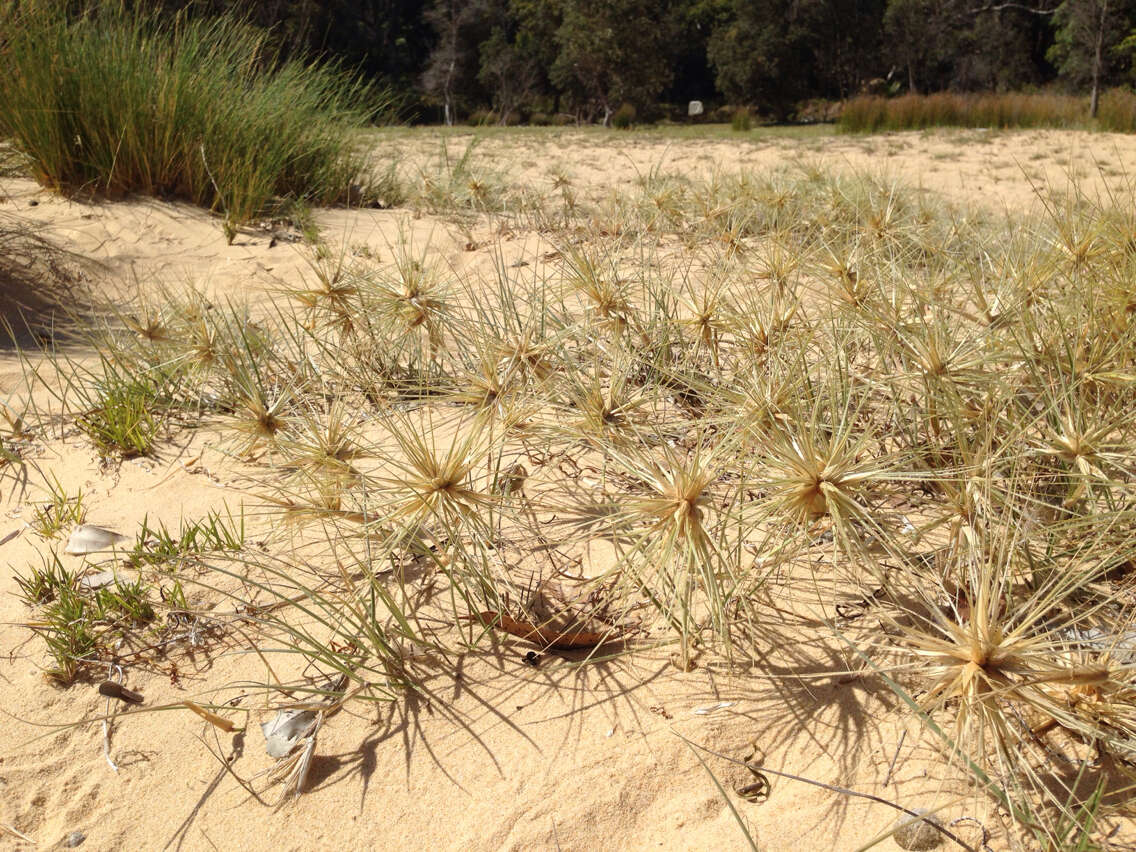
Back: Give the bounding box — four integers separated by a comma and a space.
840, 90, 1136, 133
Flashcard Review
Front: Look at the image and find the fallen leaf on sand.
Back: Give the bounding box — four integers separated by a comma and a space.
477, 611, 615, 650
98, 681, 144, 704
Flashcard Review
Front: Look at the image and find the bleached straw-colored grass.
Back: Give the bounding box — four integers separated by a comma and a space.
9, 155, 1136, 846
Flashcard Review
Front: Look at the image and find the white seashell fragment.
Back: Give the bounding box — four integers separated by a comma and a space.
64, 524, 128, 555
79, 569, 118, 590
261, 709, 318, 758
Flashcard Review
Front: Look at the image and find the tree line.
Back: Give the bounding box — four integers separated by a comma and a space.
137, 0, 1136, 122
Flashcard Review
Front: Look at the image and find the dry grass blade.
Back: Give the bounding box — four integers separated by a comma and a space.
267, 710, 323, 809
184, 700, 239, 733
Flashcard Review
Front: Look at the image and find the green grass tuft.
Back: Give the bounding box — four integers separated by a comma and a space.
0, 2, 387, 228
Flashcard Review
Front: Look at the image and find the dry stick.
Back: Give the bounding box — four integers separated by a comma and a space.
0, 823, 34, 844
102, 663, 122, 772
195, 725, 267, 804
679, 736, 975, 852
883, 729, 906, 788
184, 700, 239, 733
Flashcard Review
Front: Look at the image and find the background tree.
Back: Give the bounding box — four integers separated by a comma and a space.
477, 2, 545, 121
954, 5, 1058, 91
1049, 0, 1134, 114
810, 0, 888, 98
883, 0, 966, 93
422, 0, 491, 124
549, 0, 676, 124
657, 0, 730, 105
708, 0, 826, 118
150, 1, 434, 96
85, 0, 1136, 124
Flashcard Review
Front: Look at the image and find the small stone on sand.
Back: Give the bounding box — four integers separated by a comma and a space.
893, 809, 943, 850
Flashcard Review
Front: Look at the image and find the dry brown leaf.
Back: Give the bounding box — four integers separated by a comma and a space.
477, 611, 615, 650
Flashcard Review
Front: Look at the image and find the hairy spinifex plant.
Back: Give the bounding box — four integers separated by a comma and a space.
370, 245, 454, 359
10, 149, 1136, 845
555, 353, 660, 447
594, 434, 745, 668
857, 487, 1136, 840
743, 354, 918, 575
561, 245, 638, 338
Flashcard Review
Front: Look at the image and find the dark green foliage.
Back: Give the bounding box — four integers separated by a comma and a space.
477, 2, 549, 122
885, 0, 1060, 94
708, 0, 888, 115
1049, 0, 1136, 115
16, 554, 99, 683
550, 0, 677, 123
93, 576, 155, 627
422, 0, 495, 124
75, 367, 166, 458
23, 565, 158, 683
8, 0, 1136, 139
40, 584, 99, 683
707, 0, 824, 120
29, 476, 85, 539
129, 510, 246, 568
146, 0, 434, 96
14, 554, 76, 606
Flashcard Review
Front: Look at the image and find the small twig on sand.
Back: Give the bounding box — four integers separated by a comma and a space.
883, 730, 906, 787
102, 663, 122, 772
184, 700, 239, 733
1, 823, 35, 843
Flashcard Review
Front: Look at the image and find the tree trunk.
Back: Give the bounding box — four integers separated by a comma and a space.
444, 57, 455, 127
1090, 0, 1108, 119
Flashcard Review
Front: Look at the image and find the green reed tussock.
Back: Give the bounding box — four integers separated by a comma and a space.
0, 2, 384, 228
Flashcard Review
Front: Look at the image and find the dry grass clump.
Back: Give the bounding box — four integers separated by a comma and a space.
840, 87, 1136, 136
10, 156, 1136, 845
840, 92, 1092, 133
1097, 88, 1136, 133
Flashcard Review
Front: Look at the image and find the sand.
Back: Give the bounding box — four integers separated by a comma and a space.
3, 127, 1134, 851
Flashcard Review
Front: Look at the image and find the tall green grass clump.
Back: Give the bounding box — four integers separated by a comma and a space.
0, 2, 384, 231
840, 92, 1090, 132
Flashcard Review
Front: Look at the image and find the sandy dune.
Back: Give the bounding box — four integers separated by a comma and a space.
3, 127, 1134, 851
